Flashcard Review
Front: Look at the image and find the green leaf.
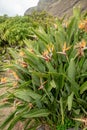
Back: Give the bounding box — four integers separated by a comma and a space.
7, 115, 21, 130
23, 109, 50, 118
49, 80, 56, 91
24, 49, 45, 72
8, 48, 19, 60
67, 77, 79, 98
73, 7, 81, 18
77, 98, 87, 106
80, 81, 87, 94
0, 111, 16, 129
60, 97, 64, 124
68, 58, 75, 80
67, 17, 78, 44
32, 27, 50, 44
0, 103, 11, 109
14, 89, 41, 102
67, 92, 74, 111
46, 62, 56, 72
7, 106, 28, 130
19, 80, 32, 88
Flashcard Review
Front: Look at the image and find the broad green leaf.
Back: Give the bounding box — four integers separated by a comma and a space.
19, 80, 32, 88
80, 81, 87, 94
46, 62, 56, 72
73, 7, 81, 18
60, 97, 64, 124
67, 77, 79, 98
24, 49, 45, 72
31, 71, 48, 78
67, 92, 74, 111
32, 28, 50, 44
14, 89, 41, 102
68, 58, 75, 80
14, 90, 31, 102
23, 109, 50, 118
48, 80, 56, 91
67, 17, 78, 44
6, 64, 29, 75
32, 74, 40, 86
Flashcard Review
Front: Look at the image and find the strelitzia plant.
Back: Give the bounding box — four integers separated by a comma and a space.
0, 8, 87, 130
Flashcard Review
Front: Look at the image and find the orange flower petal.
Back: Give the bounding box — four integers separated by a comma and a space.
19, 51, 25, 56
1, 77, 7, 83
62, 42, 71, 53
12, 71, 19, 80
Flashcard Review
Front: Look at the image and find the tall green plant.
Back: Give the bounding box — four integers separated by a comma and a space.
0, 8, 87, 130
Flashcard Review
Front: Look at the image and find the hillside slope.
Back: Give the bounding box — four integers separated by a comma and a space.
25, 0, 87, 17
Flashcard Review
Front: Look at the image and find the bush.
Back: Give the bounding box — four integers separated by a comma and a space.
0, 8, 87, 130
0, 12, 55, 57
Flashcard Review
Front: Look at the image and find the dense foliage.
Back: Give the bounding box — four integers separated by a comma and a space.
0, 11, 54, 55
0, 8, 87, 130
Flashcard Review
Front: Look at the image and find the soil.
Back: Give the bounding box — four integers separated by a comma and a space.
0, 71, 24, 130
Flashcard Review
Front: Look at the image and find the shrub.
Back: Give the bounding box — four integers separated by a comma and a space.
0, 8, 87, 130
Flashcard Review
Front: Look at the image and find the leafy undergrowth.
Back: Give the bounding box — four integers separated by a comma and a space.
56, 118, 75, 130
0, 7, 87, 130
0, 11, 54, 58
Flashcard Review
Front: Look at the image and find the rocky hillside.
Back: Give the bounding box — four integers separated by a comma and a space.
25, 0, 87, 17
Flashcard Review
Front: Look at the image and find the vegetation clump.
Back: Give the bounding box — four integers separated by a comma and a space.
0, 8, 87, 130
